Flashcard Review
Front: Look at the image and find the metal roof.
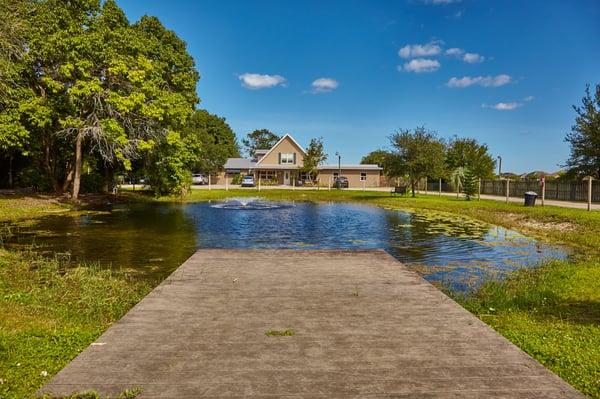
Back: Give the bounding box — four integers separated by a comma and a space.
317, 164, 383, 171
223, 158, 256, 170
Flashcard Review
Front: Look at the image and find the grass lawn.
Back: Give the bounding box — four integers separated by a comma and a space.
1, 189, 599, 397
0, 197, 151, 398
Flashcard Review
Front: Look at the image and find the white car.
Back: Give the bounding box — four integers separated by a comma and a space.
192, 174, 208, 185
241, 175, 255, 187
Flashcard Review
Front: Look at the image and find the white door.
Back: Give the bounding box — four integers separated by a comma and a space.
284, 171, 290, 185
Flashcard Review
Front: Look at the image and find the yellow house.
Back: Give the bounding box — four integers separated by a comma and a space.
219, 134, 382, 187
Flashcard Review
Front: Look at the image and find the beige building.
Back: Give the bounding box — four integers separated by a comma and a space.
217, 134, 382, 188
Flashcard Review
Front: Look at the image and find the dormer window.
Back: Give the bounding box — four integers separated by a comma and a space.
280, 153, 295, 164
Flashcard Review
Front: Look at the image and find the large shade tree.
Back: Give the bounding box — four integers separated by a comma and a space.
446, 136, 496, 179
388, 127, 446, 197
184, 109, 240, 175
242, 129, 280, 157
564, 84, 600, 179
1, 0, 200, 197
0, 0, 34, 187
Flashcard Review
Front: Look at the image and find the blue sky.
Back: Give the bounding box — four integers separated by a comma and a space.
119, 0, 599, 173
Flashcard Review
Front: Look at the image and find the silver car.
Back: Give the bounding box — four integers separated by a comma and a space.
241, 175, 255, 187
192, 174, 208, 185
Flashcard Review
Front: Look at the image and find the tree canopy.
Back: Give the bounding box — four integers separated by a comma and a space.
564, 84, 600, 179
361, 150, 390, 169
184, 109, 240, 175
0, 0, 208, 197
300, 137, 327, 181
446, 137, 496, 179
242, 129, 280, 157
387, 127, 446, 197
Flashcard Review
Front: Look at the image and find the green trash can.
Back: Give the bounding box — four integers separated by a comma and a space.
524, 191, 538, 206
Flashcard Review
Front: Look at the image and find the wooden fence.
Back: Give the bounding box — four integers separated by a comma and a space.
426, 179, 600, 203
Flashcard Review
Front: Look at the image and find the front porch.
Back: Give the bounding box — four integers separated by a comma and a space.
253, 168, 307, 186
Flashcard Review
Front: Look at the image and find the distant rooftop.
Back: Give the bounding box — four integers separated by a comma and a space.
318, 164, 382, 170
223, 158, 256, 170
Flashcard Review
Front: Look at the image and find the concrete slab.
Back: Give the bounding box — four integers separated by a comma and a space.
39, 249, 584, 398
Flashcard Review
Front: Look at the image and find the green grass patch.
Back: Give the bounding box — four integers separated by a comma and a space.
0, 195, 73, 223
39, 387, 142, 399
265, 329, 295, 337
0, 248, 152, 398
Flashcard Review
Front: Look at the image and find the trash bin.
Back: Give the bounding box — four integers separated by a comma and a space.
524, 191, 538, 206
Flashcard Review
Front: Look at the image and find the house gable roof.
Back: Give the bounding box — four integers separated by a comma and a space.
256, 134, 307, 165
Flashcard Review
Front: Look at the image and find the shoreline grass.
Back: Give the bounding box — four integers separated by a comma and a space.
0, 248, 151, 398
1, 189, 598, 397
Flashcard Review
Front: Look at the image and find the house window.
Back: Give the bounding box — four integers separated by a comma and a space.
280, 153, 294, 164
258, 171, 276, 180
360, 172, 367, 181
333, 172, 339, 179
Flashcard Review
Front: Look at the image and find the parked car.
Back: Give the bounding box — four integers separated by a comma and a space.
192, 173, 208, 185
241, 175, 255, 187
334, 176, 349, 189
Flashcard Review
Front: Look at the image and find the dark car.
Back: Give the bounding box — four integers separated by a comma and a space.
334, 176, 349, 189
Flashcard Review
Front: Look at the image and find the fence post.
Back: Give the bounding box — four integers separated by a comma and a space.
258, 176, 261, 191
208, 175, 211, 190
585, 176, 593, 211
541, 179, 545, 206
225, 174, 228, 191
505, 179, 510, 204
328, 176, 331, 191
478, 178, 481, 201
424, 177, 427, 195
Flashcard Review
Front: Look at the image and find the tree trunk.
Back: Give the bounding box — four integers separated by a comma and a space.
62, 166, 74, 193
71, 131, 83, 199
43, 137, 61, 193
102, 164, 114, 193
8, 155, 13, 189
411, 179, 416, 197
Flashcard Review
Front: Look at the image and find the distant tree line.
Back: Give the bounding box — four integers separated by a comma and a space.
0, 0, 239, 197
361, 127, 496, 199
564, 83, 600, 180
362, 83, 600, 199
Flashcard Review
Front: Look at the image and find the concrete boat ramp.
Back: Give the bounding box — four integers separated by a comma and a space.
40, 249, 584, 398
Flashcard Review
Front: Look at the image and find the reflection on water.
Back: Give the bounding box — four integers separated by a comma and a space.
4, 201, 569, 291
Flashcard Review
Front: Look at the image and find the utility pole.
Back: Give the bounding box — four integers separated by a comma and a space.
497, 156, 502, 177
335, 151, 341, 189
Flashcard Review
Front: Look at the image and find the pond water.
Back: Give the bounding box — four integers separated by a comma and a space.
4, 200, 569, 291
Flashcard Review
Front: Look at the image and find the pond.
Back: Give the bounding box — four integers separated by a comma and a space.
4, 199, 569, 291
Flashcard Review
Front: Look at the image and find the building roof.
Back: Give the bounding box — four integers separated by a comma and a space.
318, 164, 383, 171
223, 158, 256, 170
256, 134, 308, 165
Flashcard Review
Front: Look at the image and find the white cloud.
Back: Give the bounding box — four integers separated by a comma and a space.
446, 48, 485, 63
463, 52, 485, 63
445, 47, 464, 56
238, 73, 286, 89
400, 58, 441, 73
399, 41, 442, 58
311, 78, 339, 93
447, 74, 512, 88
482, 102, 521, 111
523, 95, 535, 102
